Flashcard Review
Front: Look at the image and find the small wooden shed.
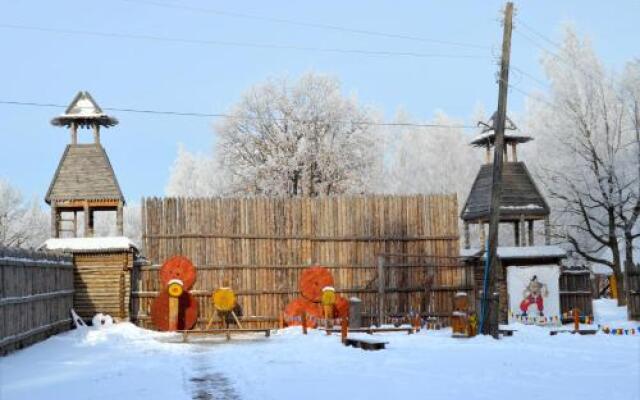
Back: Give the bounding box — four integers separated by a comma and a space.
462, 245, 568, 323
40, 237, 139, 322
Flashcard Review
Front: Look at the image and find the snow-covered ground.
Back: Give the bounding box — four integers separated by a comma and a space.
1, 300, 638, 400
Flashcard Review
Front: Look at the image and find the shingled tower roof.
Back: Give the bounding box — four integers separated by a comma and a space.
45, 144, 124, 204
461, 113, 549, 223
460, 162, 549, 222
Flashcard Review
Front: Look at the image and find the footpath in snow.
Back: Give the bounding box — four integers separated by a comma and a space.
0, 299, 638, 400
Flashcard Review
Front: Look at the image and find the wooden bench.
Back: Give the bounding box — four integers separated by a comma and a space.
319, 327, 415, 335
549, 329, 597, 336
344, 337, 389, 351
178, 328, 272, 341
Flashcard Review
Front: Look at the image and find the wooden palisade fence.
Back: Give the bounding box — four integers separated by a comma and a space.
0, 247, 74, 355
133, 195, 462, 328
627, 265, 640, 321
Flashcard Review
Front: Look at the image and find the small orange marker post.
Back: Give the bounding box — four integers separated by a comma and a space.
302, 311, 308, 335
341, 317, 349, 344
413, 314, 421, 332
573, 308, 580, 332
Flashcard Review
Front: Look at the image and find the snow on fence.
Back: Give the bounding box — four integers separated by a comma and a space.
0, 247, 74, 355
133, 195, 461, 328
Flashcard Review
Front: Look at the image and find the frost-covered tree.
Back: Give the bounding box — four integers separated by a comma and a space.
0, 178, 49, 248
166, 145, 230, 197
382, 110, 480, 198
523, 28, 639, 304
618, 60, 640, 273
93, 205, 143, 244
215, 72, 382, 196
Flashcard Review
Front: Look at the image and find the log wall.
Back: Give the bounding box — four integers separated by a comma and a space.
72, 251, 133, 321
0, 247, 73, 355
134, 195, 462, 328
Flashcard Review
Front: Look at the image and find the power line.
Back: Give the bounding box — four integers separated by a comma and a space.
121, 0, 491, 50
511, 65, 549, 89
514, 17, 562, 51
0, 99, 478, 129
513, 20, 604, 83
0, 23, 489, 60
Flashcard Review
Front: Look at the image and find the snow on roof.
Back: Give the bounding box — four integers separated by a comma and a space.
40, 236, 138, 253
461, 245, 566, 260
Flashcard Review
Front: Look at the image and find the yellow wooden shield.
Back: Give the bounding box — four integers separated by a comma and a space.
321, 287, 336, 306
213, 287, 236, 311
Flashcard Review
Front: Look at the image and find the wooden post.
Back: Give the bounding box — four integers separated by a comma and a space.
302, 311, 308, 335
168, 296, 179, 331
73, 211, 78, 238
377, 255, 385, 327
83, 202, 90, 237
70, 123, 77, 145
464, 222, 470, 249
514, 222, 520, 247
485, 145, 491, 164
544, 216, 551, 245
479, 223, 486, 247
528, 220, 534, 246
119, 271, 125, 319
511, 143, 517, 162
413, 314, 421, 332
610, 275, 619, 300
573, 308, 580, 332
50, 205, 58, 238
93, 124, 100, 144
279, 312, 285, 329
341, 317, 349, 344
483, 1, 513, 338
117, 201, 124, 236
519, 215, 526, 247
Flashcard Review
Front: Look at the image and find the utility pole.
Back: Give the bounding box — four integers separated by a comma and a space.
482, 1, 514, 338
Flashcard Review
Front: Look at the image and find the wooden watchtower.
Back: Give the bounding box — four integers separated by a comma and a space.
461, 113, 571, 324
461, 113, 550, 249
46, 91, 124, 238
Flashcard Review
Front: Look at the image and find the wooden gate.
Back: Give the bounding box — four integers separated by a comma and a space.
559, 268, 593, 320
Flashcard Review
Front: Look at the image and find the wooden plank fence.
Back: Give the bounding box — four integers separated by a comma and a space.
559, 268, 593, 320
134, 195, 462, 328
0, 247, 74, 355
627, 265, 640, 321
